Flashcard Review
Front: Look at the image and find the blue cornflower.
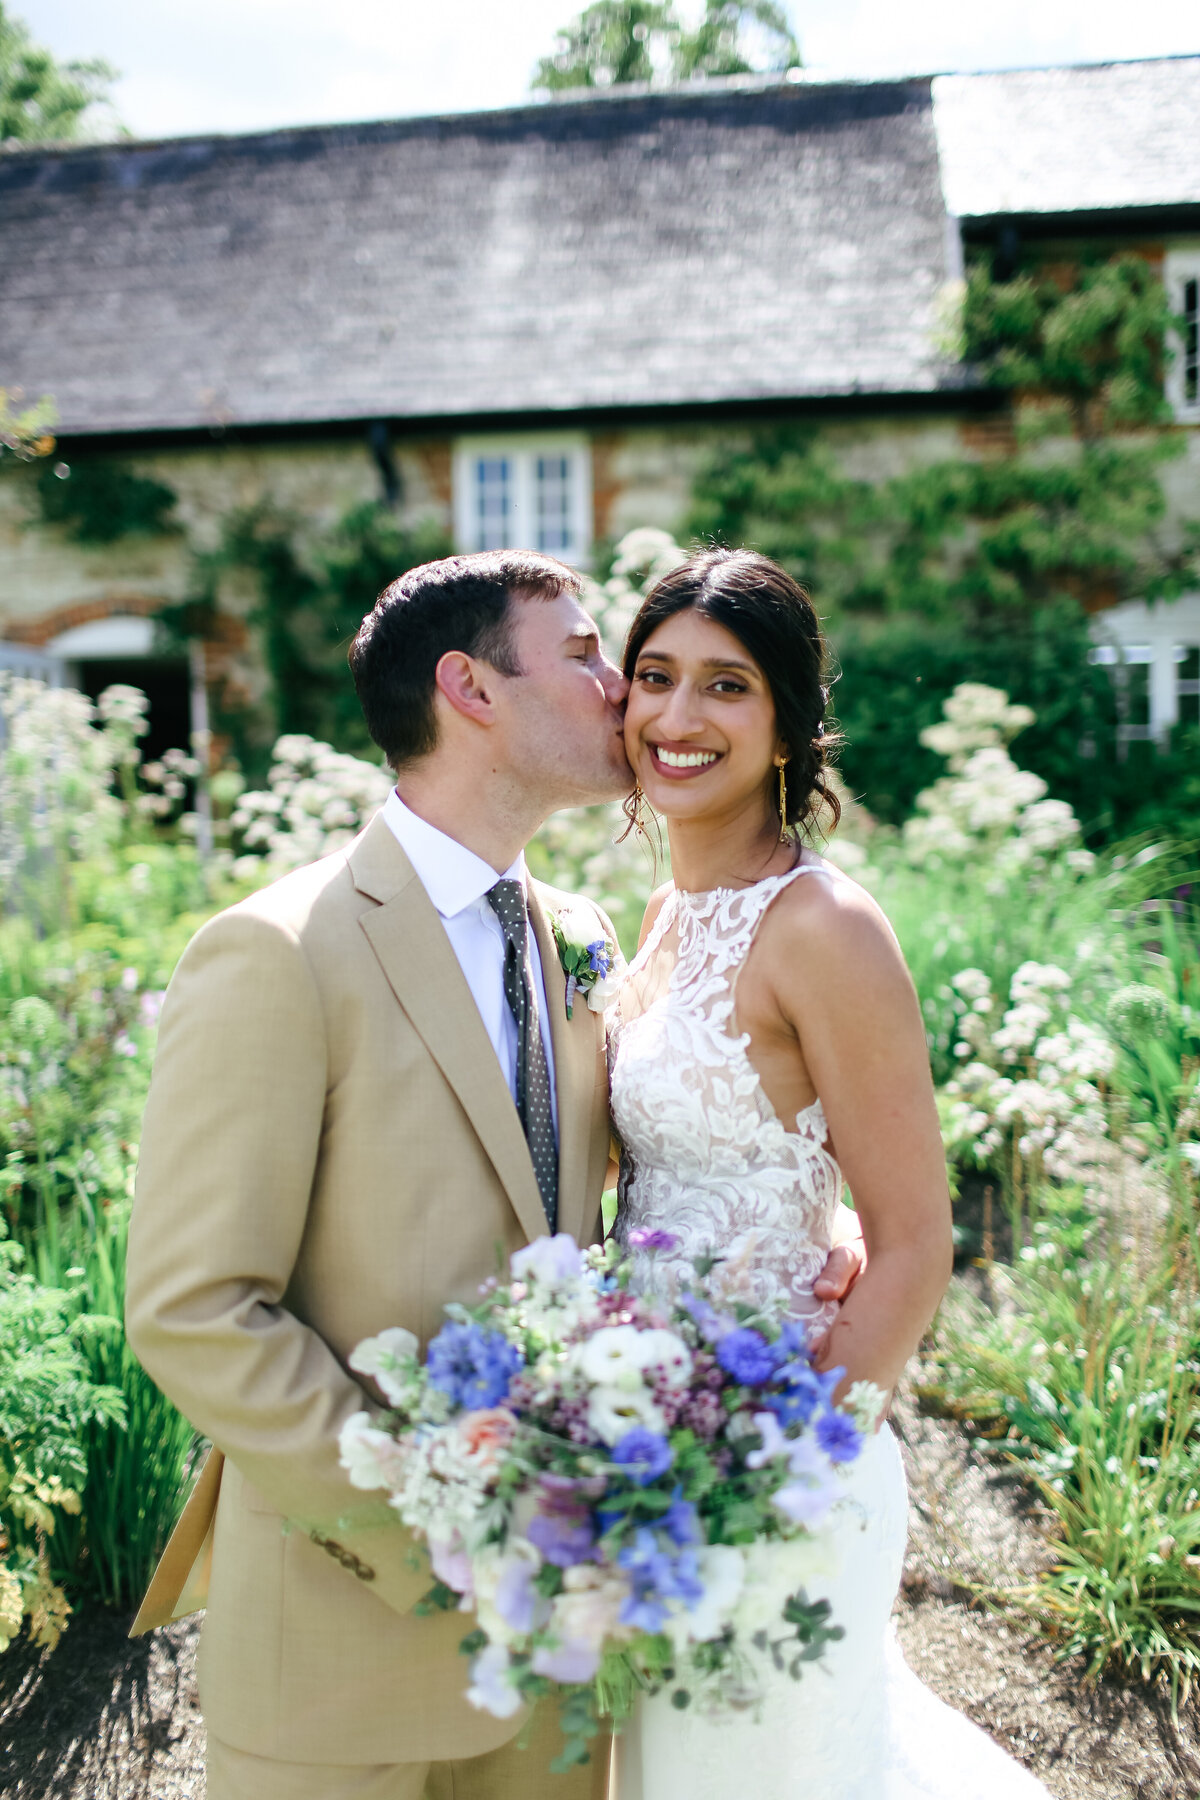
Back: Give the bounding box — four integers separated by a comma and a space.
618, 1528, 705, 1633
586, 938, 612, 977
612, 1426, 674, 1487
815, 1407, 862, 1464
661, 1487, 701, 1547
426, 1321, 523, 1410
765, 1369, 825, 1426
716, 1326, 780, 1387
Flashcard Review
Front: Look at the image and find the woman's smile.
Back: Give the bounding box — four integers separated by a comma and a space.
647, 740, 724, 777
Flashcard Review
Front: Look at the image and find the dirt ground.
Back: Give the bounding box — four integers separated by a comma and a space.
3, 1396, 1200, 1799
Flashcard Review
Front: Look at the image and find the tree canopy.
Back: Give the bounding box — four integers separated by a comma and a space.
532, 1, 799, 92
0, 3, 120, 144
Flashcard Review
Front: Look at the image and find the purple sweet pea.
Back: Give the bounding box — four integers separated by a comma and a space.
494, 1554, 549, 1635
612, 1426, 674, 1487
526, 1474, 599, 1566
627, 1228, 679, 1253
527, 1511, 597, 1566
532, 1638, 603, 1684
716, 1326, 780, 1387
815, 1407, 863, 1464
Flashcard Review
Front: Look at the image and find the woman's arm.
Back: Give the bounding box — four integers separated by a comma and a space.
770, 875, 953, 1408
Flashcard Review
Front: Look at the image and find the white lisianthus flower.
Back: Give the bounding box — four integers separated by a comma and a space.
634, 1328, 693, 1389
348, 1327, 420, 1406
588, 1383, 665, 1446
552, 1563, 634, 1648
338, 1411, 407, 1491
577, 1325, 651, 1386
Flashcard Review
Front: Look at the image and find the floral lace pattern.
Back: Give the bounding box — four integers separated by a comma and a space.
609, 866, 841, 1340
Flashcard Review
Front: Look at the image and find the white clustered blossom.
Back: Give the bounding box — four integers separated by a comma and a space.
940, 960, 1117, 1182
0, 674, 130, 887
580, 526, 689, 660
387, 1421, 504, 1543
903, 683, 1093, 876
231, 733, 393, 875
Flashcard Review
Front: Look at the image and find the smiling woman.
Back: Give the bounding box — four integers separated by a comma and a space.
622, 548, 841, 856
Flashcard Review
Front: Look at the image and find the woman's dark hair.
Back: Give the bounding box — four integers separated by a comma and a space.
349, 549, 580, 768
622, 547, 842, 839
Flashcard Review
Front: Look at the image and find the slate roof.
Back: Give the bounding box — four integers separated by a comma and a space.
933, 57, 1200, 220
0, 80, 954, 436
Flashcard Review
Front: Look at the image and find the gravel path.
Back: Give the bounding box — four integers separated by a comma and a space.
3, 1395, 1198, 1798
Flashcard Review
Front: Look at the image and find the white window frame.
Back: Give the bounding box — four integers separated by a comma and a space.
1089, 593, 1200, 746
1165, 245, 1200, 423
452, 434, 593, 567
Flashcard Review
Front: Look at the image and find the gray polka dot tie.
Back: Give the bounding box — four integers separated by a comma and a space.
486, 880, 559, 1232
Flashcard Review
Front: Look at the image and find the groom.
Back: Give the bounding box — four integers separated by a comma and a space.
125, 549, 862, 1800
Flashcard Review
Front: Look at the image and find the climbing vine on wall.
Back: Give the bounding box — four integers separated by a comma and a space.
685, 250, 1200, 840
34, 456, 180, 543
186, 501, 451, 774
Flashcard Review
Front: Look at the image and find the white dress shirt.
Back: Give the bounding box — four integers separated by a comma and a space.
381, 789, 558, 1135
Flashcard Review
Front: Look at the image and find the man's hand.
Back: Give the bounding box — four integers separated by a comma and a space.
813, 1206, 866, 1303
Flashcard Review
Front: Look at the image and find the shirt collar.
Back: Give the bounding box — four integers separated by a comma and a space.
382, 788, 527, 920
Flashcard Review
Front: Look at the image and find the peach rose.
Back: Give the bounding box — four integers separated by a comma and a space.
455, 1407, 518, 1478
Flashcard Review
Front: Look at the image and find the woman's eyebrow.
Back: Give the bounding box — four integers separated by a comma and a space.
634, 652, 758, 674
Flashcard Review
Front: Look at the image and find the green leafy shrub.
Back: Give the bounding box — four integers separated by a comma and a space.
34, 457, 179, 543
0, 1225, 124, 1651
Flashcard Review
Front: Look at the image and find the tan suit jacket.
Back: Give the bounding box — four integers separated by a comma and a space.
124, 812, 615, 1765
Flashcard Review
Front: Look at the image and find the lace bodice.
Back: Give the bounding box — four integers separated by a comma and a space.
609, 864, 842, 1340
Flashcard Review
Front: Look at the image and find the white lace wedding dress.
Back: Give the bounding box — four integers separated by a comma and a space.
607, 865, 1050, 1800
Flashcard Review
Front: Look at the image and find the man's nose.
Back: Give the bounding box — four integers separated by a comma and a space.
601, 660, 629, 706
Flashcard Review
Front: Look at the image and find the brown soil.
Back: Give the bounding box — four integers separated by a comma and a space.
3, 1398, 1199, 1798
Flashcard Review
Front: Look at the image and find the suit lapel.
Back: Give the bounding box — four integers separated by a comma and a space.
528, 883, 602, 1249
349, 816, 548, 1247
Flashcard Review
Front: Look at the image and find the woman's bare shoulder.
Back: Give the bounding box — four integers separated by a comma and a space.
766, 851, 904, 977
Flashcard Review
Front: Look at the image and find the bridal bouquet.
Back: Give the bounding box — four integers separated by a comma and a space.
339, 1233, 883, 1768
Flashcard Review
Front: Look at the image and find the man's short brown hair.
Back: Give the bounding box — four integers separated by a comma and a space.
348, 549, 581, 768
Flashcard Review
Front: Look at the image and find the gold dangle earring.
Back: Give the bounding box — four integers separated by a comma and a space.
775, 758, 789, 840
633, 782, 646, 836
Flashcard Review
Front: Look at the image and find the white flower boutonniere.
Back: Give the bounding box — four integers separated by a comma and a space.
551, 913, 619, 1018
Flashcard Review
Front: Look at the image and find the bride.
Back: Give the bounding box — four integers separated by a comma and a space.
606, 548, 1050, 1799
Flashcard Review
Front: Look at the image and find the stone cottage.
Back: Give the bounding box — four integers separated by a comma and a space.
1, 55, 1198, 754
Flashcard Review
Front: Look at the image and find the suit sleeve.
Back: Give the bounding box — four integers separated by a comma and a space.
124, 905, 430, 1617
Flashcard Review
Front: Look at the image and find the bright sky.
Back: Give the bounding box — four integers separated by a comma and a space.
19, 0, 1200, 141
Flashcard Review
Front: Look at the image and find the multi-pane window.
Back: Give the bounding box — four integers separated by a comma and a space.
1165, 250, 1200, 420
474, 457, 512, 551
1089, 641, 1154, 754
1177, 645, 1200, 726
1089, 611, 1200, 747
453, 439, 592, 565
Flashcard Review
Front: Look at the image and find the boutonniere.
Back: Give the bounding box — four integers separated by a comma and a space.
550, 913, 619, 1018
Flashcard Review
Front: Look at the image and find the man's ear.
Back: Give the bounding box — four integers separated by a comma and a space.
435, 651, 496, 726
